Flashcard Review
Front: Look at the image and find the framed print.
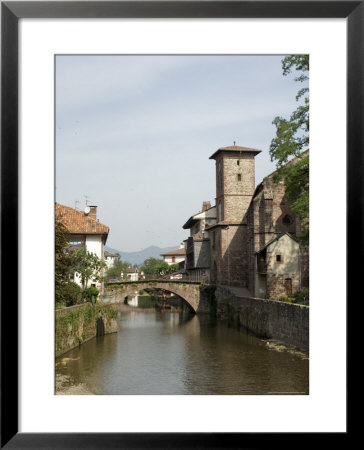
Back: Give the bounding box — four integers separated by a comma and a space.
1, 1, 357, 447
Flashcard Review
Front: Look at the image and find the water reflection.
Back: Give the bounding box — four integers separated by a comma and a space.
56, 310, 308, 395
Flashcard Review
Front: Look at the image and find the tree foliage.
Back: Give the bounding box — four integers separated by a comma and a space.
141, 257, 179, 278
73, 247, 107, 290
55, 216, 106, 306
55, 220, 78, 305
105, 258, 131, 281
270, 55, 309, 242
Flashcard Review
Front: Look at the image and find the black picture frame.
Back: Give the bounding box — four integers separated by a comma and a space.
1, 1, 356, 448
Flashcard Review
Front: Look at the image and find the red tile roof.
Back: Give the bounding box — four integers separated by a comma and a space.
160, 248, 185, 256
55, 203, 109, 237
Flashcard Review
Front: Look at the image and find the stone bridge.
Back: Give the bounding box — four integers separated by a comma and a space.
104, 280, 213, 313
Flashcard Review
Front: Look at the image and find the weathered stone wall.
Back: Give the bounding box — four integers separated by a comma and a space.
216, 154, 256, 222
210, 225, 250, 288
215, 286, 309, 351
194, 239, 210, 268
55, 303, 118, 357
247, 168, 309, 298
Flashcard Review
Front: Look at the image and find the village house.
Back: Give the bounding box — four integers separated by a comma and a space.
126, 267, 139, 281
183, 144, 309, 300
160, 245, 186, 265
104, 250, 119, 269
254, 232, 302, 299
55, 203, 109, 291
182, 201, 216, 282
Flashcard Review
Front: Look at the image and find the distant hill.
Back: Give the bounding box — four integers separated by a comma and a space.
104, 245, 177, 266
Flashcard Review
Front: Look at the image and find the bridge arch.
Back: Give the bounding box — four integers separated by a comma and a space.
105, 280, 208, 313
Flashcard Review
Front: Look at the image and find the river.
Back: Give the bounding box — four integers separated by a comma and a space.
55, 308, 309, 395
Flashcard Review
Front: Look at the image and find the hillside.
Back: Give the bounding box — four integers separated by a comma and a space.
104, 245, 177, 266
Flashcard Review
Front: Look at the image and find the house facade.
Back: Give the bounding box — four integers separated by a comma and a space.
104, 251, 119, 269
160, 245, 185, 265
55, 203, 109, 291
182, 201, 216, 282
254, 233, 302, 299
126, 267, 139, 281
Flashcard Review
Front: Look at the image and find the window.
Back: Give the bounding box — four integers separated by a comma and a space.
172, 257, 176, 263
237, 160, 240, 165
276, 254, 282, 262
237, 174, 241, 181
283, 214, 293, 225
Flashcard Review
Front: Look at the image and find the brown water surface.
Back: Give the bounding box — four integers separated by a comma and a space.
55, 310, 309, 395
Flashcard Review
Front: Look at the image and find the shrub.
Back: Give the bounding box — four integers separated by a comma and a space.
279, 296, 295, 303
83, 286, 99, 304
61, 281, 83, 307
293, 288, 309, 305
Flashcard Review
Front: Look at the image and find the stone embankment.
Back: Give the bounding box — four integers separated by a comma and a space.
55, 302, 118, 357
215, 285, 309, 352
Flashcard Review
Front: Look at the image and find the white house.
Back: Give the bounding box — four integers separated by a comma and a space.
56, 203, 109, 291
160, 244, 186, 265
104, 251, 119, 269
126, 267, 139, 281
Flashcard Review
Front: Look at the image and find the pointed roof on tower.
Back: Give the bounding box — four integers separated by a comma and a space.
209, 143, 262, 160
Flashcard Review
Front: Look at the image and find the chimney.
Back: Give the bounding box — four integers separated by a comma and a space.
202, 201, 211, 211
89, 205, 97, 220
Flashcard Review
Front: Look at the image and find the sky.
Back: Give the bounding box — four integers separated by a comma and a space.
56, 55, 305, 252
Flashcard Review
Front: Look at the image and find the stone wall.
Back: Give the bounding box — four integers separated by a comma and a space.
55, 303, 118, 357
215, 286, 309, 351
210, 225, 250, 288
194, 239, 211, 268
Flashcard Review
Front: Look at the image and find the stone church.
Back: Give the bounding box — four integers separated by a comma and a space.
182, 144, 309, 300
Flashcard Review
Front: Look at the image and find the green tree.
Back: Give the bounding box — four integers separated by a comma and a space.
270, 55, 309, 242
141, 258, 179, 278
55, 219, 78, 305
106, 259, 130, 281
73, 247, 107, 290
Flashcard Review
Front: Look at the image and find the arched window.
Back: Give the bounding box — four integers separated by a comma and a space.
283, 214, 293, 225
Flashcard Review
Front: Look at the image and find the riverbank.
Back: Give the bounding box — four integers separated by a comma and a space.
55, 364, 94, 395
55, 303, 118, 358
215, 285, 309, 352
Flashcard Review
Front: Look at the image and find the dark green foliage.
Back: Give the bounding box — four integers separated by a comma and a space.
55, 216, 106, 306
293, 288, 309, 305
137, 295, 157, 308
61, 281, 83, 307
55, 219, 79, 305
270, 55, 309, 243
279, 289, 309, 305
55, 221, 72, 295
83, 286, 99, 304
